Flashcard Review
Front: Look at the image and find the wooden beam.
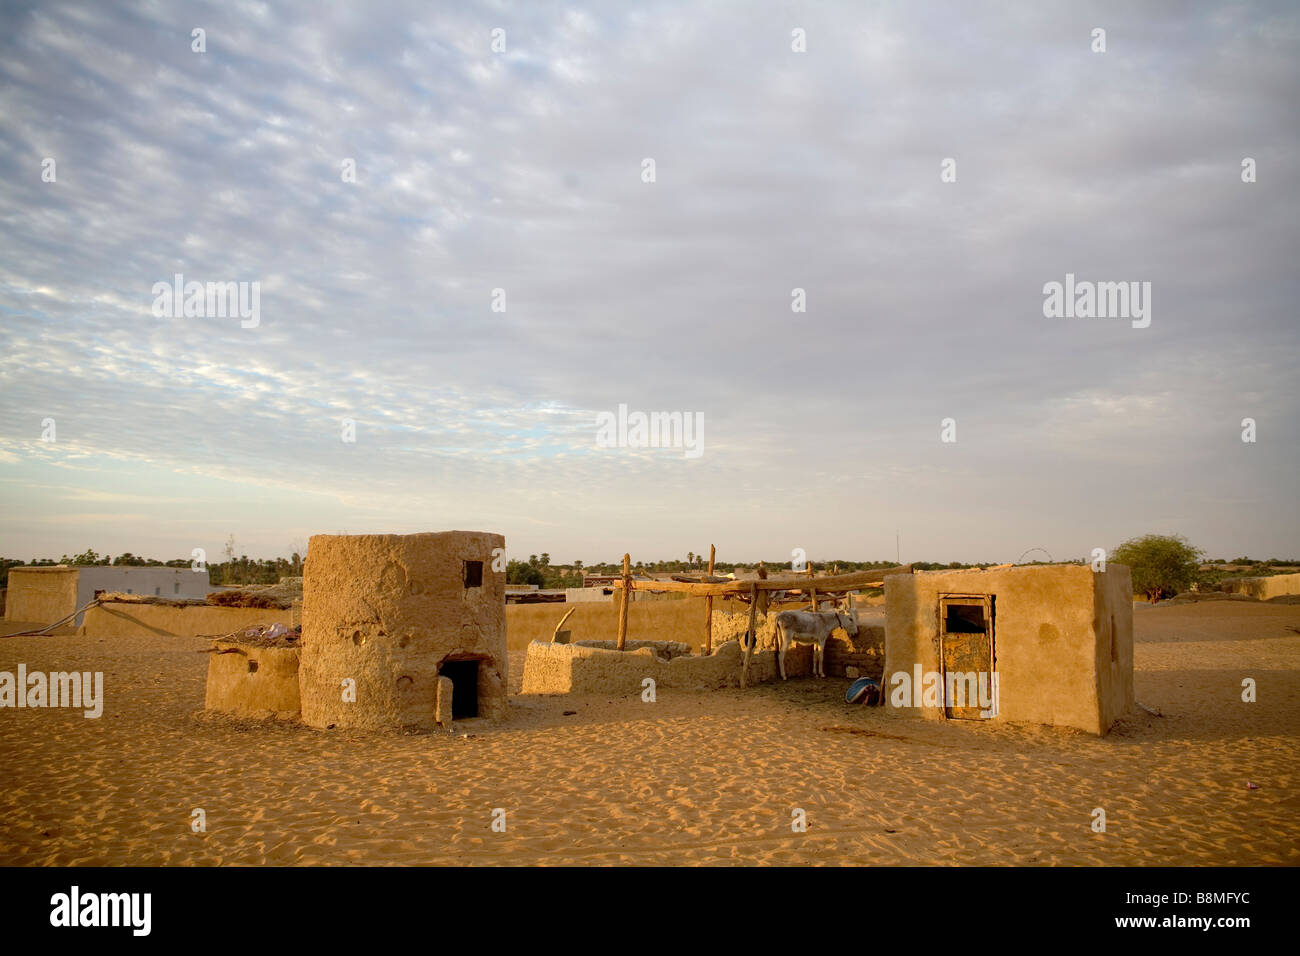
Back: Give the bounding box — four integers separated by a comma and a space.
703, 544, 716, 656
616, 553, 630, 651
612, 564, 913, 597
551, 607, 576, 643
741, 582, 757, 688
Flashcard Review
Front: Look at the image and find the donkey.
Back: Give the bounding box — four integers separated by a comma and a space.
774, 607, 858, 679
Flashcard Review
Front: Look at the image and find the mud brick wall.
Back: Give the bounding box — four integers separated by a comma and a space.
824, 622, 886, 680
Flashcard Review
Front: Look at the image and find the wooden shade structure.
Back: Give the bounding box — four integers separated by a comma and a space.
611, 564, 912, 598
610, 558, 914, 687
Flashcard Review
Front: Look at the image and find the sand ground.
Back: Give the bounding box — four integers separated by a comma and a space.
1, 602, 1297, 865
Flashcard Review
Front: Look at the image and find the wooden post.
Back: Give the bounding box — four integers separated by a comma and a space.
552, 607, 576, 643
702, 544, 716, 656
741, 583, 757, 688
616, 553, 631, 651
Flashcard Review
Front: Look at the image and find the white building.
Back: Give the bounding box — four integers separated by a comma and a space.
4, 565, 212, 629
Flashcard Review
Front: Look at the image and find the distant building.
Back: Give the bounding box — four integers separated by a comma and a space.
4, 565, 213, 631
505, 589, 566, 605
565, 586, 614, 603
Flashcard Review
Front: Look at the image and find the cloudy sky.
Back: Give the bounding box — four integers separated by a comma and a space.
0, 0, 1296, 567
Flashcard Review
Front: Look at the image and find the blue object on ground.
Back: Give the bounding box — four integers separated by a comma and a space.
845, 677, 881, 705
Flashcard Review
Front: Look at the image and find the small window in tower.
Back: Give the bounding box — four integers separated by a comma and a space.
463, 560, 484, 588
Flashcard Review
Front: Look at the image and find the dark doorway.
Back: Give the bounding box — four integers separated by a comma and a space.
440, 659, 480, 719
463, 560, 483, 588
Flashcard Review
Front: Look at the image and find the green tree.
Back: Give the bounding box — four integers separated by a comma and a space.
1112, 534, 1204, 603
506, 560, 544, 587
60, 549, 107, 565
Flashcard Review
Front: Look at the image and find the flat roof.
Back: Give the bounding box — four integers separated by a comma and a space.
7, 565, 194, 573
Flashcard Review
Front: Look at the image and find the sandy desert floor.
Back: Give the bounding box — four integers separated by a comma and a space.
1, 601, 1297, 865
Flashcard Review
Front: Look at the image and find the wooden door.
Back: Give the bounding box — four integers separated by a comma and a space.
939, 594, 995, 719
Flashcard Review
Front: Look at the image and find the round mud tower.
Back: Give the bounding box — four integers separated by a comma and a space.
299, 531, 506, 731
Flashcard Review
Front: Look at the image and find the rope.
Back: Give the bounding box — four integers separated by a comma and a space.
2, 598, 103, 638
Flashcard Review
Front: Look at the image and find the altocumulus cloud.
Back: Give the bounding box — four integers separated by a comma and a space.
0, 0, 1296, 562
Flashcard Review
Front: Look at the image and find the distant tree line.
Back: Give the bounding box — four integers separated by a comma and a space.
505, 554, 583, 589
207, 554, 304, 586
0, 549, 303, 588
1113, 535, 1300, 603
4, 540, 1295, 594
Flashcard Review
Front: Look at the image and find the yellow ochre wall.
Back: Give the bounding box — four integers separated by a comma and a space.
79, 602, 293, 638
504, 597, 799, 653
3, 568, 80, 633
884, 564, 1134, 735
1225, 573, 1300, 600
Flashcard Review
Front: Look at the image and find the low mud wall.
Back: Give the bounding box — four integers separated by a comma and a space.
204, 639, 301, 718
506, 598, 883, 665
507, 599, 711, 651
510, 601, 885, 679
520, 638, 819, 695
80, 602, 293, 638
1225, 573, 1300, 600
